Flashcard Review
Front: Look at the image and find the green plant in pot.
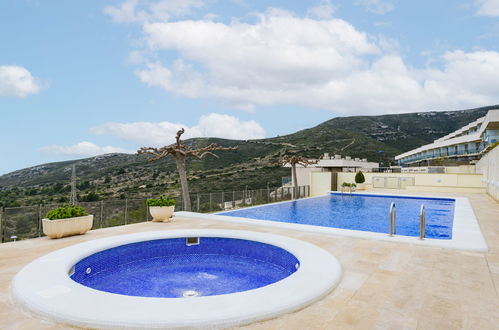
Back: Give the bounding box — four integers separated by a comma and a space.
42, 204, 94, 239
147, 195, 176, 222
355, 171, 366, 190
341, 182, 356, 193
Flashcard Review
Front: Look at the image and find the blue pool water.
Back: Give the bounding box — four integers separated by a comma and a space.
219, 193, 455, 239
71, 237, 299, 298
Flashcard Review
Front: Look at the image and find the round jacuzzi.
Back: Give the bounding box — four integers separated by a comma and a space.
12, 229, 342, 329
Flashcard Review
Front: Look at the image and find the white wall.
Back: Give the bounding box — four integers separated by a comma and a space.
337, 172, 486, 194
294, 167, 323, 187
310, 172, 332, 197
476, 146, 499, 201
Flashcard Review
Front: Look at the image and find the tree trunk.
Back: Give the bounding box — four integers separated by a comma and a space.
175, 156, 191, 211
292, 163, 298, 199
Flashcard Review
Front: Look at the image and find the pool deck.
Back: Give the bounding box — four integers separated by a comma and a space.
1, 190, 499, 329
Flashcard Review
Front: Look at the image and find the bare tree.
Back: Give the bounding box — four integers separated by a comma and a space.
279, 155, 318, 199
138, 128, 238, 211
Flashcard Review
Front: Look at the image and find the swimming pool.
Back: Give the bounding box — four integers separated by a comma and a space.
71, 237, 299, 298
176, 192, 488, 252
218, 193, 455, 239
12, 229, 341, 329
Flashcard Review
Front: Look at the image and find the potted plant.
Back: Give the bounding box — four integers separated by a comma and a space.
355, 171, 366, 190
42, 204, 93, 239
147, 195, 176, 222
341, 182, 356, 193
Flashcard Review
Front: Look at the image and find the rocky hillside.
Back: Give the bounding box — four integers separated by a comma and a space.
0, 105, 495, 207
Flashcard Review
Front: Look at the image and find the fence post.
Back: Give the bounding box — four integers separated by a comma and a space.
38, 204, 42, 237
100, 200, 104, 228
197, 194, 200, 212
209, 193, 212, 212
232, 191, 235, 209
0, 207, 3, 243
124, 199, 128, 225
221, 192, 225, 210
145, 199, 150, 221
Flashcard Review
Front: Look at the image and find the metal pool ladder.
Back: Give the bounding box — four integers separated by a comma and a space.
389, 202, 396, 236
419, 204, 426, 240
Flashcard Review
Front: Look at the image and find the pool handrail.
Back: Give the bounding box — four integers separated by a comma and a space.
419, 204, 426, 240
389, 202, 396, 236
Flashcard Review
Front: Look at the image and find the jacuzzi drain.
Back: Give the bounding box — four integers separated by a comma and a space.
182, 290, 199, 297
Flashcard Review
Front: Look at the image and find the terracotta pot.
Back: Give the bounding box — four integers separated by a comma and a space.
149, 206, 175, 222
42, 215, 93, 239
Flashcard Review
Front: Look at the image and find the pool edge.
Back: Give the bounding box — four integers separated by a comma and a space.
177, 192, 488, 253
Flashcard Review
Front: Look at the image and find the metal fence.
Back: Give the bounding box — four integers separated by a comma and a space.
0, 185, 310, 243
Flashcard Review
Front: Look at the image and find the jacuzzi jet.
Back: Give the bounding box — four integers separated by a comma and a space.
182, 290, 199, 297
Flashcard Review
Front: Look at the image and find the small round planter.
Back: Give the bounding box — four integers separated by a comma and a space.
149, 206, 175, 222
42, 215, 94, 239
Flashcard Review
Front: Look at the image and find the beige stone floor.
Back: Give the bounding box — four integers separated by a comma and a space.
1, 191, 498, 330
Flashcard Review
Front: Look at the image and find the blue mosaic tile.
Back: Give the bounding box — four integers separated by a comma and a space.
71, 237, 299, 298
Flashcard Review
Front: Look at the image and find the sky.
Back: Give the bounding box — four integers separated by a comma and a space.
1, 0, 499, 175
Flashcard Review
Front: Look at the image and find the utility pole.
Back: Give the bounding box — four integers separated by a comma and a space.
69, 164, 77, 205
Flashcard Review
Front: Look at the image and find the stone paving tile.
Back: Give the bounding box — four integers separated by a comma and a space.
0, 191, 498, 330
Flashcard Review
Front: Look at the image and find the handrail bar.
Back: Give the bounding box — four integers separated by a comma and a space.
389, 202, 396, 236
419, 204, 426, 240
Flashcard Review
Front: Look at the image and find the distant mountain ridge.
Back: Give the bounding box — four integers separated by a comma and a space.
0, 105, 495, 206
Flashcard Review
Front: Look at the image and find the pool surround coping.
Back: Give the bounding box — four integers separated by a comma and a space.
176, 192, 488, 252
11, 229, 342, 329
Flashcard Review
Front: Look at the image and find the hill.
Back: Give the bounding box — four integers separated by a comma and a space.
0, 105, 495, 207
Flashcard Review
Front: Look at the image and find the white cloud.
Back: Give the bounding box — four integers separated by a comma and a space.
475, 0, 499, 16
90, 113, 266, 146
137, 9, 380, 112
421, 50, 499, 108
104, 0, 204, 23
355, 0, 394, 15
40, 142, 132, 157
307, 0, 336, 19
0, 65, 42, 98
110, 6, 499, 115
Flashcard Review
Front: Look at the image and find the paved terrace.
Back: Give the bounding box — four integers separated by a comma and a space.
1, 191, 498, 329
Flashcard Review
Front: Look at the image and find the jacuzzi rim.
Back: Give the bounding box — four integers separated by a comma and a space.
12, 229, 342, 329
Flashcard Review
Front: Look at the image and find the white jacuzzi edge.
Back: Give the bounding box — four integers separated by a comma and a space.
176, 192, 488, 253
11, 229, 342, 329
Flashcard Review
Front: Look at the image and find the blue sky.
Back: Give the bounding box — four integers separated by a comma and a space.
1, 0, 499, 175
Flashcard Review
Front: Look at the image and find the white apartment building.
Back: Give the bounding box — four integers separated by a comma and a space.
395, 109, 499, 166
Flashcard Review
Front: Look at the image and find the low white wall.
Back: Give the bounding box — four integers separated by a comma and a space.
294, 167, 322, 187
310, 172, 332, 197
476, 146, 499, 201
337, 172, 486, 194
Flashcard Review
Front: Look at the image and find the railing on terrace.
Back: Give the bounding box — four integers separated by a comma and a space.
0, 185, 310, 243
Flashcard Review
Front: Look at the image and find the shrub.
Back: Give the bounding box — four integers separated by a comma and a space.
355, 171, 365, 184
45, 204, 88, 220
146, 195, 176, 207
81, 191, 100, 202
